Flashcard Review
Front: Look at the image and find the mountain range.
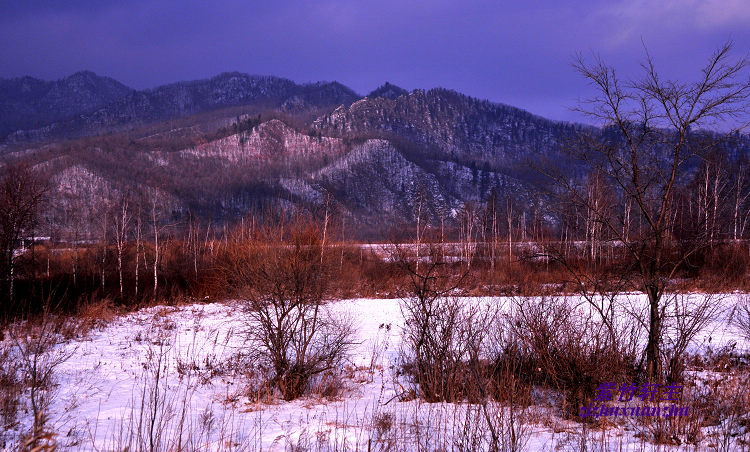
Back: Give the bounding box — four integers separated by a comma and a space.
1, 71, 745, 239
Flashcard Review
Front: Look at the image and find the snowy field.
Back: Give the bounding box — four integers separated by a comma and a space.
1, 295, 748, 451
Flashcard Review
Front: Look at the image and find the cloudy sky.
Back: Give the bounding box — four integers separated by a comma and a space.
1, 0, 749, 122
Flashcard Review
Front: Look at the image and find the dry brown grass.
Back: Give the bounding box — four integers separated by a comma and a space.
0, 343, 23, 444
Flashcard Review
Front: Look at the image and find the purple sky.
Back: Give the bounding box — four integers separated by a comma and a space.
2, 0, 749, 123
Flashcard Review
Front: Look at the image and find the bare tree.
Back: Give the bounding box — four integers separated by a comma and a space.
97, 200, 110, 292
506, 196, 514, 261
694, 152, 730, 244
0, 162, 47, 309
186, 211, 201, 282
134, 200, 143, 299
731, 155, 750, 240
112, 193, 131, 299
414, 186, 425, 274
459, 201, 478, 269
146, 188, 169, 302
320, 191, 331, 264
151, 195, 159, 301
485, 189, 499, 270
554, 42, 750, 381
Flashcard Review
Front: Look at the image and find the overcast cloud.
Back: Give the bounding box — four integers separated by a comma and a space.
1, 0, 748, 123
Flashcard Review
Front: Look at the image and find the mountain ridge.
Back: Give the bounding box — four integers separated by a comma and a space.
5, 71, 749, 239
1, 71, 363, 143
1, 71, 578, 147
0, 71, 133, 138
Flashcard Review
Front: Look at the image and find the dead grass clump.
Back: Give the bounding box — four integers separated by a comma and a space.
78, 297, 117, 324
372, 412, 393, 437
21, 411, 58, 452
687, 346, 749, 374
312, 371, 345, 400
69, 298, 119, 338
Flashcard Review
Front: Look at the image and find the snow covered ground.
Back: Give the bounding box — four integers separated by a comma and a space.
1, 294, 748, 451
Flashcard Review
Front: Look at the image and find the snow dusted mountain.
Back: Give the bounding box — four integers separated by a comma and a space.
180, 119, 348, 164
36, 110, 532, 237
314, 87, 579, 170
14, 70, 743, 237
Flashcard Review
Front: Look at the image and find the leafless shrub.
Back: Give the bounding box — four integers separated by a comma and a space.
372, 411, 393, 437
8, 311, 73, 449
75, 297, 118, 334
310, 370, 345, 400
660, 293, 724, 383
452, 399, 532, 452
636, 372, 749, 448
639, 386, 701, 446
395, 241, 477, 402
394, 241, 535, 450
511, 296, 637, 418
224, 217, 357, 401
399, 293, 481, 403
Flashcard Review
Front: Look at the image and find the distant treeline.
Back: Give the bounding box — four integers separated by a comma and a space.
0, 152, 749, 319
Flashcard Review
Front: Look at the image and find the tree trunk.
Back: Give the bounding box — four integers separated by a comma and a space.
8, 249, 13, 306
135, 213, 141, 298
152, 200, 159, 301
645, 284, 662, 382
